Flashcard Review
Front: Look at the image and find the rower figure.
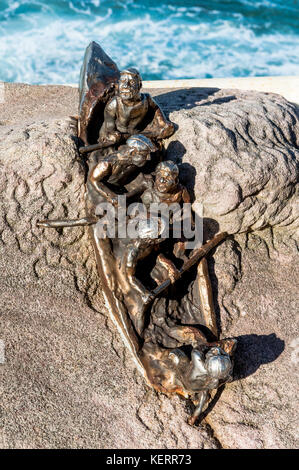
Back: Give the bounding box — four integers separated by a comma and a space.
87, 134, 157, 213
119, 161, 193, 334
98, 68, 175, 150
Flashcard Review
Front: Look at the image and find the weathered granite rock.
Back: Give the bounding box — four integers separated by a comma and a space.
0, 83, 298, 449
208, 232, 299, 448
162, 88, 299, 236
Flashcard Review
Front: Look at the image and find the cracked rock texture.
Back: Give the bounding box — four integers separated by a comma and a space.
163, 88, 299, 236
0, 83, 298, 449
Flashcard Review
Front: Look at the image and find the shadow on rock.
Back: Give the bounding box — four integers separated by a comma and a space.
154, 87, 220, 117
166, 139, 186, 162
187, 333, 284, 426
198, 95, 237, 107
233, 333, 285, 381
166, 140, 198, 203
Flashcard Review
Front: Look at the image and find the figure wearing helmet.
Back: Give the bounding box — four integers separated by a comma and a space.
140, 160, 192, 261
141, 339, 236, 425
118, 161, 193, 334
87, 134, 157, 210
186, 345, 234, 424
121, 161, 191, 286
141, 160, 190, 207
98, 68, 175, 148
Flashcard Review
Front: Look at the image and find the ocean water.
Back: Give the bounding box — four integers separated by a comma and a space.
0, 0, 298, 84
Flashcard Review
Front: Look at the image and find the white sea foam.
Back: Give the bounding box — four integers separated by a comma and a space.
0, 0, 298, 84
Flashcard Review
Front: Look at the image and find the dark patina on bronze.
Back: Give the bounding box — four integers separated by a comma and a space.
38, 42, 237, 425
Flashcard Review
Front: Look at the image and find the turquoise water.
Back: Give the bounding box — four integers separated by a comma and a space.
0, 0, 298, 84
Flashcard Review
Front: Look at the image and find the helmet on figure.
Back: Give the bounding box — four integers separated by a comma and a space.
126, 134, 157, 153
205, 346, 232, 380
155, 160, 179, 176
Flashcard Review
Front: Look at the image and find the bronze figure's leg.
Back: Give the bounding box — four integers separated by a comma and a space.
188, 390, 208, 426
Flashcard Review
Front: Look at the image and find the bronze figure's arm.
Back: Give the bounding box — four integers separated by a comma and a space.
98, 97, 121, 145
89, 160, 119, 206
79, 137, 120, 155
151, 232, 227, 297
144, 94, 175, 140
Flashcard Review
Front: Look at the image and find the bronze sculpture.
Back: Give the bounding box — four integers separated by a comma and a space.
98, 68, 175, 148
87, 134, 157, 209
37, 42, 237, 426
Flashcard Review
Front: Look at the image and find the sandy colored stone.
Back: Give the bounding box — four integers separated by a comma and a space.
206, 232, 299, 448
163, 87, 299, 235
0, 83, 298, 449
142, 76, 299, 106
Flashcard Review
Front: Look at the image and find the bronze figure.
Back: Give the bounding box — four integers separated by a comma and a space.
78, 42, 174, 159
87, 134, 157, 209
38, 42, 237, 426
98, 68, 175, 147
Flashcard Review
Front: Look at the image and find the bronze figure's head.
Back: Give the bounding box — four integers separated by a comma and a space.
125, 134, 157, 166
118, 68, 142, 101
154, 160, 180, 193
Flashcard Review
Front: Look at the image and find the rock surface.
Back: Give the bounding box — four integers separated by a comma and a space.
162, 87, 299, 236
0, 83, 298, 449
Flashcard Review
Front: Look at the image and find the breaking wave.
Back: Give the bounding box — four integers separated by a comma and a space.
0, 0, 298, 84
